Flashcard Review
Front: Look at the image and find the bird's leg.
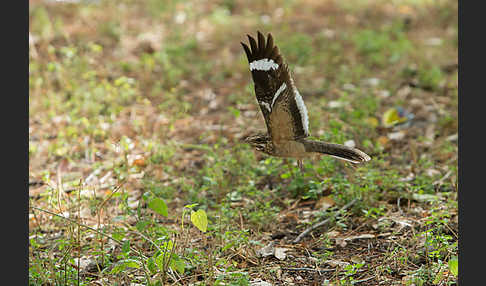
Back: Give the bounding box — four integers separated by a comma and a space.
297, 159, 304, 172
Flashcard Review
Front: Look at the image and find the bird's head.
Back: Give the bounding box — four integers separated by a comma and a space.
241, 133, 271, 153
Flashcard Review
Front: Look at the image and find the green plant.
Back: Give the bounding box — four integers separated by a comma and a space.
352, 23, 412, 67
418, 66, 444, 91
340, 262, 365, 285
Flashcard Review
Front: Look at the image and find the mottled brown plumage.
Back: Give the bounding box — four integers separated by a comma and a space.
241, 32, 371, 170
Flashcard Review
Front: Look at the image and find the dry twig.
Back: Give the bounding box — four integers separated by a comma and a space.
292, 199, 357, 244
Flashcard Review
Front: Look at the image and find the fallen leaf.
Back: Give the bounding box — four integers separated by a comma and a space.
274, 247, 289, 260
315, 196, 335, 212
132, 158, 146, 167
382, 107, 408, 127
326, 230, 340, 238
377, 136, 389, 146
335, 237, 347, 247
412, 193, 439, 203
326, 259, 349, 267
350, 255, 365, 264
256, 242, 275, 258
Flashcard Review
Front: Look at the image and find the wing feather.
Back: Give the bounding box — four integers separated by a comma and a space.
242, 31, 310, 140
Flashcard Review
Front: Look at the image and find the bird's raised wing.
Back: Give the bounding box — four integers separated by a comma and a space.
241, 31, 310, 141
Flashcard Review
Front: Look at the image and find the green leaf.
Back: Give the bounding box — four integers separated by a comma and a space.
449, 257, 458, 277
433, 270, 444, 284
191, 209, 208, 233
155, 253, 165, 271
123, 259, 140, 269
184, 203, 198, 209
111, 264, 125, 274
112, 230, 125, 241
228, 106, 241, 118
135, 220, 150, 232
281, 172, 291, 179
147, 257, 157, 274
121, 259, 141, 269
148, 198, 168, 217
110, 259, 141, 274
162, 240, 174, 251
222, 241, 235, 252
170, 255, 185, 274
121, 240, 130, 254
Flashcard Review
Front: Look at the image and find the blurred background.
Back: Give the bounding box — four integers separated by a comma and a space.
29, 0, 458, 285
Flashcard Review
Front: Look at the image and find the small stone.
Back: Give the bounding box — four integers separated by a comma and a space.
426, 169, 441, 177
424, 37, 443, 46
365, 78, 380, 86
174, 11, 186, 24
328, 101, 347, 109
397, 86, 412, 98
342, 83, 355, 91
322, 28, 335, 39
378, 90, 391, 98
387, 131, 405, 141
261, 15, 271, 24
447, 133, 458, 142
399, 173, 415, 182
251, 279, 273, 286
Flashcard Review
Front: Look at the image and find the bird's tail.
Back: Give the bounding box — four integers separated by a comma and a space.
300, 139, 371, 164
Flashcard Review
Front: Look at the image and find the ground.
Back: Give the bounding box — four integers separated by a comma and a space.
29, 0, 458, 285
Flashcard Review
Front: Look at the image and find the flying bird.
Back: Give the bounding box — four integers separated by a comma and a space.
241, 31, 371, 170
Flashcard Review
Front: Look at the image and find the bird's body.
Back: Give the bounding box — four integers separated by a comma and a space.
241, 32, 371, 168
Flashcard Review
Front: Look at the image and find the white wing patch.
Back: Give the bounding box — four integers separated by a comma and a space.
271, 83, 287, 108
294, 89, 309, 135
329, 155, 362, 164
260, 101, 271, 112
250, 58, 279, 71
